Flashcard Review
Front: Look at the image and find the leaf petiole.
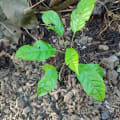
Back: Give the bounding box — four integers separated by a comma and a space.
71, 32, 76, 48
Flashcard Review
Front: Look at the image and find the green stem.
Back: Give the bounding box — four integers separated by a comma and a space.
56, 49, 64, 54
71, 32, 76, 48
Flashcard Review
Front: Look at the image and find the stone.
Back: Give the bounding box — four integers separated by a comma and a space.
101, 110, 110, 120
93, 0, 111, 16
93, 2, 104, 16
101, 55, 119, 70
107, 70, 118, 85
16, 97, 25, 108
119, 42, 120, 48
64, 91, 73, 103
71, 115, 81, 120
98, 45, 109, 50
23, 106, 32, 115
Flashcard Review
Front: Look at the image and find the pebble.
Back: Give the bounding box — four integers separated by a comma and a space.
93, 0, 110, 16
119, 42, 120, 48
116, 52, 120, 56
101, 55, 119, 70
53, 39, 57, 43
64, 91, 74, 103
93, 2, 104, 16
107, 70, 118, 85
23, 106, 32, 115
16, 97, 26, 108
98, 45, 109, 50
101, 110, 110, 120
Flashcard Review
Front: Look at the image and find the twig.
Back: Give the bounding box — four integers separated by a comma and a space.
0, 22, 15, 35
58, 8, 73, 13
24, 0, 45, 14
59, 63, 65, 81
24, 28, 38, 41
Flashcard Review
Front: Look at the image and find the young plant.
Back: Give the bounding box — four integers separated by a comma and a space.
16, 0, 105, 101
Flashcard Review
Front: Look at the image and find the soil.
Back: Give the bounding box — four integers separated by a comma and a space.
0, 0, 120, 120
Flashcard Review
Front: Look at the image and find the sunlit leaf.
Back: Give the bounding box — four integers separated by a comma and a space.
42, 10, 64, 37
76, 64, 105, 101
65, 48, 79, 74
71, 0, 97, 32
15, 40, 56, 61
37, 64, 58, 97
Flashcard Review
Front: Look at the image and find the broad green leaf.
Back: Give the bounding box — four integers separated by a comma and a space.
0, 0, 38, 29
70, 0, 97, 32
76, 64, 105, 101
93, 64, 104, 77
65, 48, 79, 74
37, 64, 58, 97
15, 40, 56, 61
42, 10, 64, 37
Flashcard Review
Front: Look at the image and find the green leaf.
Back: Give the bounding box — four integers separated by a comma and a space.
65, 48, 79, 74
76, 64, 105, 101
37, 64, 58, 97
0, 0, 38, 29
93, 64, 104, 77
42, 10, 64, 37
70, 0, 97, 32
15, 40, 56, 61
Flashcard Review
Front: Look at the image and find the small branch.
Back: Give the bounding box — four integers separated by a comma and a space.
59, 63, 65, 81
58, 8, 73, 13
24, 0, 45, 14
0, 22, 15, 35
24, 28, 38, 41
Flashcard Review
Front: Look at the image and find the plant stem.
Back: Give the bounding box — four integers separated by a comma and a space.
56, 49, 64, 54
59, 63, 65, 81
62, 36, 66, 48
71, 32, 76, 48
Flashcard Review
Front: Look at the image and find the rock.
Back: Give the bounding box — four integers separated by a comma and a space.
116, 52, 120, 56
80, 36, 93, 44
101, 110, 110, 120
101, 55, 119, 70
71, 115, 81, 120
93, 2, 104, 16
98, 45, 109, 50
53, 39, 57, 43
16, 97, 26, 108
107, 70, 118, 85
64, 91, 74, 103
0, 6, 6, 21
117, 65, 120, 73
119, 42, 120, 48
93, 0, 112, 16
23, 106, 32, 115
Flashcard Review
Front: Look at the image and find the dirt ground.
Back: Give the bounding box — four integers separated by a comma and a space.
0, 0, 120, 120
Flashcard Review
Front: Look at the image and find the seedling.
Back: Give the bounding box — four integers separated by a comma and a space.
16, 0, 105, 101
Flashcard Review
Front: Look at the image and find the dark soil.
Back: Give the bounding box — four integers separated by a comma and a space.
0, 0, 120, 120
